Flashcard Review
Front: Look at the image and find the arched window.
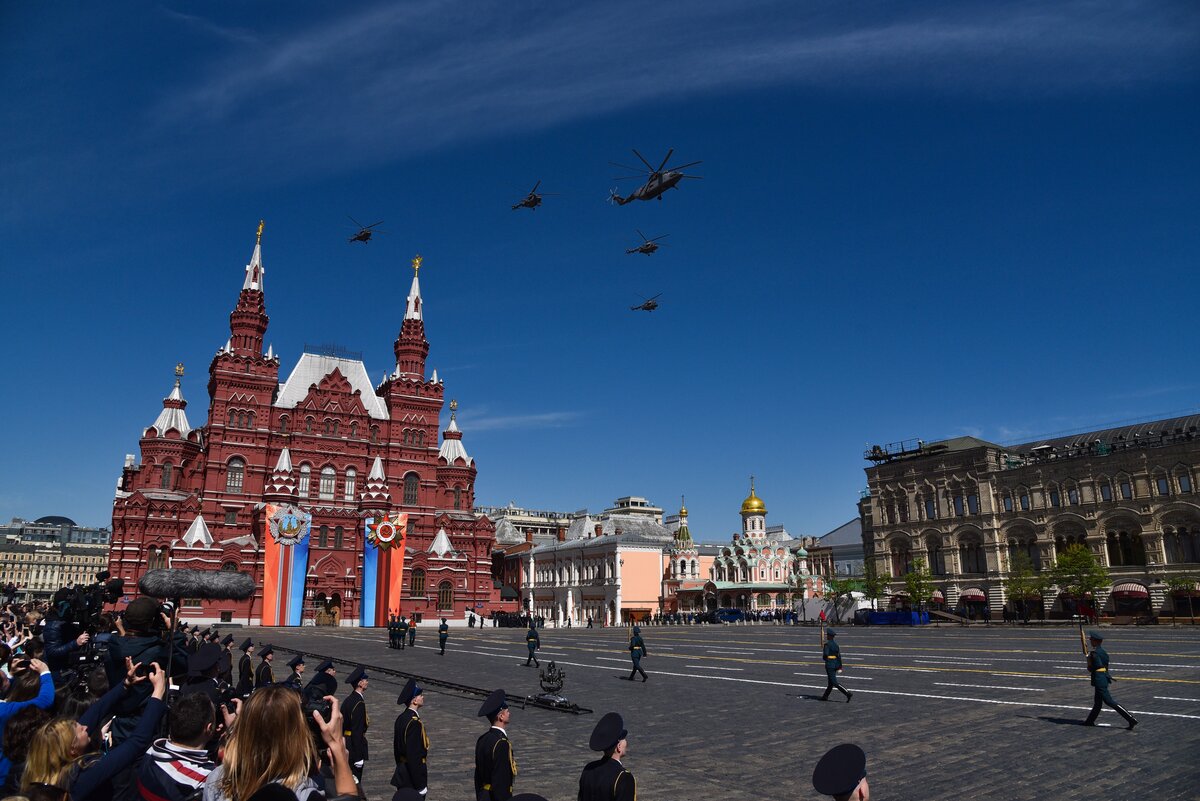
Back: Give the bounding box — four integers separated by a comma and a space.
889, 539, 912, 576
370, 426, 379, 444
221, 561, 238, 572
959, 535, 986, 574
344, 468, 357, 502
925, 535, 945, 576
227, 409, 237, 427
417, 430, 426, 447
453, 486, 462, 510
226, 459, 245, 493
1106, 529, 1146, 567
404, 473, 420, 505
349, 421, 358, 438
334, 526, 344, 549
160, 462, 173, 490
1177, 468, 1193, 494
756, 592, 770, 607
305, 417, 314, 434
437, 580, 453, 611
411, 568, 426, 597
279, 415, 289, 434
319, 467, 336, 501
298, 464, 311, 498
147, 547, 168, 571
318, 525, 328, 548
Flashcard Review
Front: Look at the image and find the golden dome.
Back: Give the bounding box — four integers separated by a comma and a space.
679, 494, 688, 518
740, 480, 766, 515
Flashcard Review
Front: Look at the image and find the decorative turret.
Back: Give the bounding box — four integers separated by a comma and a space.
393, 255, 429, 379
438, 400, 473, 465
360, 456, 391, 508
264, 448, 297, 499
181, 514, 213, 548
740, 475, 767, 541
675, 495, 692, 544
229, 220, 269, 356
150, 363, 192, 437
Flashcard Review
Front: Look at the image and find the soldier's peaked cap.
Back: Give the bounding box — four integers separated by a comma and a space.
1088, 630, 1104, 641
259, 645, 274, 658
315, 659, 335, 673
826, 629, 836, 638
632, 625, 640, 633
188, 643, 222, 676
589, 711, 627, 752
478, 688, 508, 718
397, 677, 422, 706
221, 634, 234, 646
347, 665, 368, 686
307, 672, 337, 694
287, 653, 305, 669
239, 638, 253, 651
812, 743, 867, 797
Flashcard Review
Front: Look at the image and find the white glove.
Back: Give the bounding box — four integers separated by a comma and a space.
353, 760, 364, 768
419, 790, 428, 796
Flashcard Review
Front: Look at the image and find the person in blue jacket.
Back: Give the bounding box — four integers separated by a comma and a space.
0, 657, 54, 787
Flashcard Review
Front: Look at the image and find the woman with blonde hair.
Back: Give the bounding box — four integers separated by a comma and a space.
21, 657, 166, 801
203, 684, 357, 801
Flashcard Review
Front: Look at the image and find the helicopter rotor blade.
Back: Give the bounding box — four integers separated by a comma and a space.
530, 180, 541, 194
347, 215, 365, 228
366, 221, 384, 229
648, 293, 663, 301
631, 149, 655, 172
679, 175, 704, 180
611, 175, 644, 182
636, 229, 648, 241
655, 149, 674, 174
609, 161, 645, 173
666, 160, 702, 172
649, 234, 669, 242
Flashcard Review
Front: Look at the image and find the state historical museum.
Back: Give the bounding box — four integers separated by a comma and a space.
109, 224, 503, 626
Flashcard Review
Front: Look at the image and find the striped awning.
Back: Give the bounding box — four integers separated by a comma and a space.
959, 588, 986, 601
1111, 582, 1148, 598
931, 590, 945, 602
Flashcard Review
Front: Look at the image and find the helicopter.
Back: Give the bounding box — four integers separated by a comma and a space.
609, 148, 701, 205
512, 180, 559, 210
348, 216, 384, 243
626, 229, 669, 255
630, 293, 662, 312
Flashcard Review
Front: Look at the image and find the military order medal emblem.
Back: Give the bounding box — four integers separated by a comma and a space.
367, 513, 407, 550
267, 504, 312, 546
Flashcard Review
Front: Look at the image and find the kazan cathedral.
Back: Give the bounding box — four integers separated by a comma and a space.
673, 481, 826, 612
108, 224, 504, 626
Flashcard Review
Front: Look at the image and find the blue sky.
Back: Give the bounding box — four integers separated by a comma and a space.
2, 1, 1198, 538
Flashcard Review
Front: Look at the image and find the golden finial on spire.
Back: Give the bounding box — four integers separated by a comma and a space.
449, 398, 457, 419
256, 220, 265, 244
174, 362, 185, 386
412, 254, 423, 275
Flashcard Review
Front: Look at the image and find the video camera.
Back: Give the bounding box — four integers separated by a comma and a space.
57, 571, 125, 630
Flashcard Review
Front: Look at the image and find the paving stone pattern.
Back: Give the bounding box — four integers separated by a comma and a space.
252, 623, 1200, 801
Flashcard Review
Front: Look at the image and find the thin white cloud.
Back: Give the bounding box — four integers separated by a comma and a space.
456, 409, 583, 432
161, 8, 260, 46
154, 0, 1199, 173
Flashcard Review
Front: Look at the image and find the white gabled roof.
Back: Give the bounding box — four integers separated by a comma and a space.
273, 448, 293, 473
182, 514, 213, 548
151, 383, 191, 437
275, 353, 389, 420
438, 435, 471, 465
429, 527, 453, 557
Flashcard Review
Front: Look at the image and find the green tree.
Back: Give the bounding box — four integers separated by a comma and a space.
861, 559, 890, 611
903, 556, 935, 615
823, 574, 857, 623
1163, 573, 1200, 626
1051, 544, 1110, 619
1002, 551, 1048, 623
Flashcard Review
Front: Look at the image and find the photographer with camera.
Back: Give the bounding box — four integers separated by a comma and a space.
138, 691, 233, 801
42, 588, 91, 684
22, 656, 168, 801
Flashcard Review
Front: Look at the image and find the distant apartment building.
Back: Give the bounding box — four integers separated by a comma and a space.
0, 517, 113, 600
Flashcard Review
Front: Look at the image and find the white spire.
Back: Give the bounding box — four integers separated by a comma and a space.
151, 371, 191, 437
368, 456, 386, 481
429, 527, 453, 558
223, 339, 232, 353
404, 255, 423, 321
182, 514, 213, 548
446, 416, 460, 434
243, 220, 265, 291
273, 448, 293, 473
431, 368, 439, 383
266, 344, 274, 359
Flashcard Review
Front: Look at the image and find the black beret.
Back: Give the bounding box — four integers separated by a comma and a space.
589, 711, 627, 752
812, 743, 867, 797
478, 688, 508, 719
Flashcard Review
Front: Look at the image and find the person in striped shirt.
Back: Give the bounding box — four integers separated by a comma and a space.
137, 692, 219, 801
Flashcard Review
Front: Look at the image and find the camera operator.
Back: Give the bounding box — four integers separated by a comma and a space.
42, 588, 91, 684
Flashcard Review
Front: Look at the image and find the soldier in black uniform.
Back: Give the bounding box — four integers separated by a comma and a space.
218, 634, 235, 685
255, 644, 275, 688
313, 658, 337, 683
398, 616, 409, 650
1083, 630, 1138, 729
389, 614, 399, 648
820, 630, 852, 702
180, 642, 225, 710
578, 712, 636, 801
627, 626, 647, 682
438, 618, 449, 656
812, 743, 870, 800
283, 653, 305, 690
475, 688, 517, 801
392, 678, 429, 797
236, 638, 255, 696
342, 665, 371, 784
524, 623, 540, 667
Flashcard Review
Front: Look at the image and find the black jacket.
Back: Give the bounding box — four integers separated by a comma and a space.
102, 631, 187, 743
391, 708, 428, 791
40, 615, 82, 678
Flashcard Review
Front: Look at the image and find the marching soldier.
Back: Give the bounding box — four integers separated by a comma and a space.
388, 614, 397, 648
475, 689, 517, 801
820, 630, 852, 702
812, 743, 870, 800
438, 617, 449, 656
283, 653, 305, 690
627, 626, 647, 682
236, 638, 255, 695
392, 678, 429, 797
524, 622, 540, 667
579, 712, 636, 801
218, 634, 235, 685
398, 616, 410, 650
255, 644, 275, 688
1083, 630, 1138, 729
343, 665, 371, 783
408, 617, 418, 648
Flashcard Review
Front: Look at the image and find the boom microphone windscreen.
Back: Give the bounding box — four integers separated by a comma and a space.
138, 568, 257, 601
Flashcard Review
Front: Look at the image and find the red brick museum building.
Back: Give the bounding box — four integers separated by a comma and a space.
109, 225, 504, 625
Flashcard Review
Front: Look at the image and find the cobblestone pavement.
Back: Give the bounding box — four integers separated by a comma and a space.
246, 623, 1200, 800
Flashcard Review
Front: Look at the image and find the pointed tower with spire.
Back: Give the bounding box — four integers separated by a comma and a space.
436, 400, 476, 510
394, 255, 430, 379
230, 220, 268, 356
134, 363, 203, 494
740, 476, 767, 542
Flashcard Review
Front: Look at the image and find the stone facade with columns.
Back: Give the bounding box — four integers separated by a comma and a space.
861, 415, 1200, 618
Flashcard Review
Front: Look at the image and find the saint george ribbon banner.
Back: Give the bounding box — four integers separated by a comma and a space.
262, 504, 312, 626
361, 513, 408, 627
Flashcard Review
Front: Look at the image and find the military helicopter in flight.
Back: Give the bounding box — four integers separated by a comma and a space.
347, 217, 384, 244
630, 293, 662, 312
609, 149, 701, 205
626, 230, 669, 255
512, 180, 559, 210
